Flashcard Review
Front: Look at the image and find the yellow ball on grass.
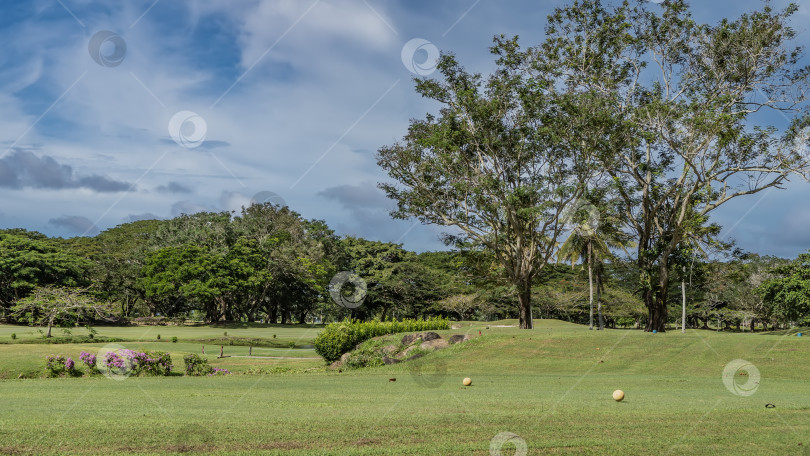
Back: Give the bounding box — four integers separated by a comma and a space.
462, 377, 472, 386
612, 390, 625, 401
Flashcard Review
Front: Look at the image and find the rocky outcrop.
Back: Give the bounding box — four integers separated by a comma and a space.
330, 331, 475, 370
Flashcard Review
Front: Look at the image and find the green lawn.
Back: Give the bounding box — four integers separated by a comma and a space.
0, 320, 807, 454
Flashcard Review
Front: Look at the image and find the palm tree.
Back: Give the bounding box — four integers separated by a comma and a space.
558, 192, 633, 330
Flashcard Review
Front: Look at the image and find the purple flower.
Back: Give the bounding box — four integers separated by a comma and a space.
65, 357, 75, 371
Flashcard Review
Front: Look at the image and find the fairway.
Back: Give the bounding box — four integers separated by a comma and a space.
1, 321, 807, 455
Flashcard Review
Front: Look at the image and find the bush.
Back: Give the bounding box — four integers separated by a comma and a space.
45, 354, 67, 377
171, 336, 178, 343
79, 351, 98, 374
314, 317, 450, 363
157, 334, 161, 340
102, 349, 172, 376
182, 354, 231, 377
10, 333, 15, 340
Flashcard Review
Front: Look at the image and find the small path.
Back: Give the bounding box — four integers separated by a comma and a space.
226, 355, 321, 360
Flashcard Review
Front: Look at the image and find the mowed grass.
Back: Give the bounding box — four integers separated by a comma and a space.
0, 323, 324, 378
0, 320, 808, 455
0, 322, 322, 343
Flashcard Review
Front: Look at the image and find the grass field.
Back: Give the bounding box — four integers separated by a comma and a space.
0, 320, 808, 455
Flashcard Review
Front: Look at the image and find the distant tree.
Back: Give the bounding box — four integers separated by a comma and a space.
557, 190, 632, 329
11, 286, 115, 337
755, 252, 810, 326
0, 230, 91, 316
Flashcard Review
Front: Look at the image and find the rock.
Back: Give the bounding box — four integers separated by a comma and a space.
383, 356, 401, 365
382, 345, 399, 355
401, 334, 418, 346
422, 332, 441, 342
329, 360, 342, 369
405, 352, 425, 362
420, 338, 449, 350
448, 334, 469, 344
340, 352, 351, 363
400, 345, 421, 359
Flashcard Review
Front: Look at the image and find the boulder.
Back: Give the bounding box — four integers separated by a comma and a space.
422, 332, 441, 342
405, 352, 425, 362
382, 344, 399, 355
401, 334, 420, 346
382, 356, 401, 365
420, 338, 449, 350
448, 334, 469, 344
400, 345, 421, 359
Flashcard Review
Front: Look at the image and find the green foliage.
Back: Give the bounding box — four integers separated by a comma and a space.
11, 286, 116, 337
0, 230, 92, 313
10, 333, 15, 340
314, 317, 450, 363
755, 253, 810, 323
183, 353, 213, 376
171, 336, 178, 343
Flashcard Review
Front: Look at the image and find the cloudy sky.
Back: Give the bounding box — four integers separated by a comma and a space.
0, 0, 808, 257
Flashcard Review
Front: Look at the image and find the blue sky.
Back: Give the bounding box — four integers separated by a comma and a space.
0, 0, 808, 257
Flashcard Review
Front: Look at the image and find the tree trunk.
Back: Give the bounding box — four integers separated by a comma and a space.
645, 264, 669, 332
588, 243, 594, 330
517, 280, 533, 329
681, 278, 686, 334
269, 301, 278, 324
596, 268, 604, 330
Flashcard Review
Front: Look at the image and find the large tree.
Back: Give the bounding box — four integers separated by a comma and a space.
541, 0, 810, 331
377, 38, 594, 329
0, 229, 91, 316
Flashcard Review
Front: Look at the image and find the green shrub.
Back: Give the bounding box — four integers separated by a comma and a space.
182, 354, 229, 376
171, 336, 178, 343
157, 334, 161, 340
288, 341, 296, 348
10, 333, 16, 340
183, 354, 212, 376
314, 317, 450, 363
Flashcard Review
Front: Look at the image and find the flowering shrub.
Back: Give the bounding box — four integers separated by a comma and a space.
45, 354, 67, 377
102, 349, 172, 377
79, 351, 98, 373
209, 367, 231, 376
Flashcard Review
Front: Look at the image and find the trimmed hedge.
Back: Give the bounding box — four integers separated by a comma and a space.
314, 317, 450, 363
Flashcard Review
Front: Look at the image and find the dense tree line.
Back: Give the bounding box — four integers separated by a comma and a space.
0, 210, 807, 329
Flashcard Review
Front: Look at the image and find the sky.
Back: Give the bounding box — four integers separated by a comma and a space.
0, 0, 809, 257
